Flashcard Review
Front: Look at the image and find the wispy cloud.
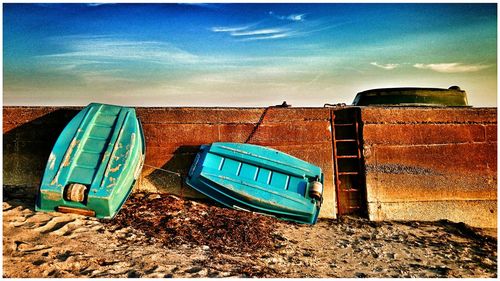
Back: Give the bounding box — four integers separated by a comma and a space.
238, 32, 295, 41
413, 63, 490, 73
36, 35, 202, 84
230, 28, 287, 37
39, 34, 334, 70
288, 14, 306, 22
34, 33, 341, 87
211, 26, 251, 33
370, 62, 399, 70
211, 16, 355, 42
41, 35, 199, 65
86, 3, 115, 7
177, 3, 222, 10
269, 11, 306, 22
211, 24, 294, 41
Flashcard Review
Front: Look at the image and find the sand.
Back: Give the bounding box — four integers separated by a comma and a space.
3, 189, 497, 278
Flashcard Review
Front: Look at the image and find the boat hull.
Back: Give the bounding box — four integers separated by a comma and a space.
186, 142, 324, 224
352, 87, 469, 107
36, 103, 145, 219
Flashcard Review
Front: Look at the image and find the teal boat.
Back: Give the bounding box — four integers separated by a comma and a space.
36, 103, 145, 219
186, 142, 324, 224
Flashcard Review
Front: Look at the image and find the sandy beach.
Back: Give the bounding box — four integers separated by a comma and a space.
3, 187, 497, 278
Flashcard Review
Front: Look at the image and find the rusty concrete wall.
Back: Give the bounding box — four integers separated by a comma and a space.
3, 107, 81, 188
360, 107, 497, 228
3, 106, 337, 219
5, 106, 496, 226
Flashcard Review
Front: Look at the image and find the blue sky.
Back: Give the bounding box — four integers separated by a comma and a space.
3, 3, 497, 106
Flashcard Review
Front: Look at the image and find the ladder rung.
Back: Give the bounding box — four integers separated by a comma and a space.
335, 123, 355, 126
342, 188, 360, 192
337, 155, 359, 159
339, 172, 359, 175
335, 139, 357, 142
347, 206, 361, 209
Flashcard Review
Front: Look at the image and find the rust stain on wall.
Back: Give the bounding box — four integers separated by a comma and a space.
365, 163, 437, 175
361, 107, 497, 228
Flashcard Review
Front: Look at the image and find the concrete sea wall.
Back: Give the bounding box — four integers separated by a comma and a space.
360, 107, 497, 228
136, 107, 336, 218
3, 106, 337, 218
3, 106, 497, 226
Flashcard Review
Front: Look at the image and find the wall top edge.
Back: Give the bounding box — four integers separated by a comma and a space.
3, 106, 497, 110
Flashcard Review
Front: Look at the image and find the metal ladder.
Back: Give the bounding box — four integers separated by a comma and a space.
331, 108, 366, 215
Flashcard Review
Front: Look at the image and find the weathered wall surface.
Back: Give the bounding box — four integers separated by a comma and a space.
360, 107, 497, 228
135, 107, 336, 218
4, 106, 497, 226
3, 106, 337, 218
3, 107, 81, 188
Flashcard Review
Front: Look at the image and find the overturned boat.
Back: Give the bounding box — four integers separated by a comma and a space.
186, 142, 324, 224
36, 103, 145, 219
352, 86, 469, 107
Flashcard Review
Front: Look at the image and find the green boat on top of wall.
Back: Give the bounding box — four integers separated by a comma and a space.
352, 86, 469, 107
186, 142, 324, 224
36, 103, 145, 219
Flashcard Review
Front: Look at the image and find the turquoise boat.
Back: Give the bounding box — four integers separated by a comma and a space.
186, 142, 324, 224
36, 103, 145, 219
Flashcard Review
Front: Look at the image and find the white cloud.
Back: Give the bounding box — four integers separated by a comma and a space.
230, 28, 287, 36
238, 32, 294, 41
211, 26, 251, 33
36, 35, 203, 84
41, 36, 199, 65
34, 34, 339, 89
413, 63, 490, 73
287, 14, 306, 22
370, 62, 399, 70
211, 24, 294, 41
178, 3, 212, 7
86, 3, 115, 7
211, 17, 354, 42
269, 11, 306, 22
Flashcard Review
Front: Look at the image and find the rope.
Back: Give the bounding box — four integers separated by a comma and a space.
143, 164, 182, 177
245, 106, 271, 143
145, 102, 284, 175
324, 103, 346, 107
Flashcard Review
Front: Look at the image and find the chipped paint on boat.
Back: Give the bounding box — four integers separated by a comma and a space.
36, 103, 145, 219
186, 142, 324, 224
